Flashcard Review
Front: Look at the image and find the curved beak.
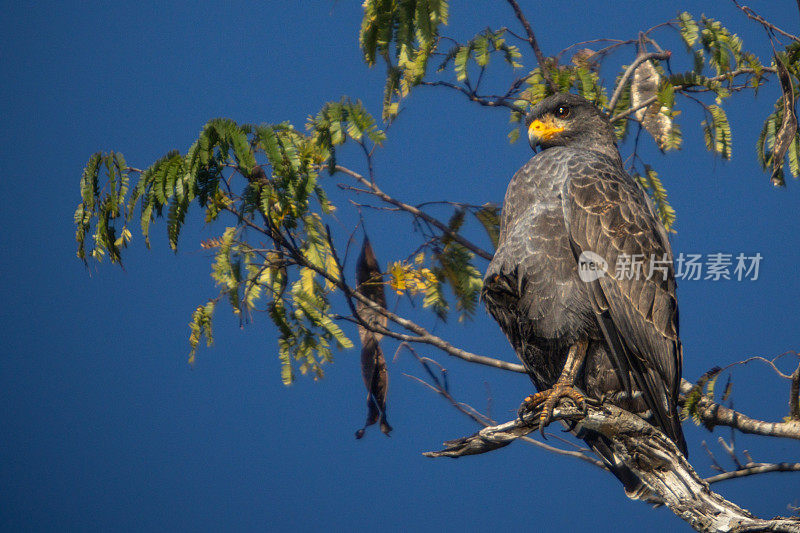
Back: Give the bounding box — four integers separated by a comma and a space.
527, 116, 564, 148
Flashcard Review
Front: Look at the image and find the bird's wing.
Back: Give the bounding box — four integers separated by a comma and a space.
561, 153, 686, 454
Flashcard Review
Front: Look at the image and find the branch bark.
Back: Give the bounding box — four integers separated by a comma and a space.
705, 462, 800, 484
679, 380, 800, 440
425, 403, 800, 532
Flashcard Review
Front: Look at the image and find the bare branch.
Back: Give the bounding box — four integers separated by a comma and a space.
362, 318, 526, 373
706, 462, 800, 484
505, 0, 556, 91
679, 379, 800, 440
555, 38, 631, 63
425, 402, 800, 532
334, 165, 494, 261
723, 353, 799, 380
419, 80, 526, 113
718, 435, 744, 469
400, 344, 606, 468
702, 440, 726, 473
731, 0, 800, 43
611, 94, 659, 123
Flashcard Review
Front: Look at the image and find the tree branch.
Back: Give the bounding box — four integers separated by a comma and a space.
731, 0, 800, 43
425, 402, 800, 532
705, 462, 800, 484
228, 199, 523, 375
418, 80, 526, 113
334, 165, 494, 261
353, 315, 527, 373
245, 168, 800, 445
505, 0, 556, 92
679, 379, 800, 440
609, 68, 775, 123
399, 342, 606, 469
606, 51, 672, 114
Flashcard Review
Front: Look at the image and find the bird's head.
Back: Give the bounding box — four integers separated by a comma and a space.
525, 93, 616, 152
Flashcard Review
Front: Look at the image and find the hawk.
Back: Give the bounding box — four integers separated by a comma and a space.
482, 93, 687, 493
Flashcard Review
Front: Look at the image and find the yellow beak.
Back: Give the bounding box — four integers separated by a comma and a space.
528, 116, 564, 145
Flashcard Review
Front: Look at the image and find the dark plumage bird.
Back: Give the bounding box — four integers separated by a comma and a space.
482, 93, 687, 495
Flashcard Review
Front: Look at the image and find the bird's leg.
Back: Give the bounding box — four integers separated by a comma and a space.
518, 340, 589, 436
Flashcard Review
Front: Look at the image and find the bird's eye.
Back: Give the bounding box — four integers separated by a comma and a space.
555, 106, 570, 119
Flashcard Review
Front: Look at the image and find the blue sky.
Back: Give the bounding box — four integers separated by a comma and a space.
2, 1, 799, 531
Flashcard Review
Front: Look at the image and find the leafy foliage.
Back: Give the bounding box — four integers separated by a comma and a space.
360, 0, 449, 120
473, 203, 501, 250
75, 112, 359, 382
75, 152, 129, 263
437, 28, 522, 83
700, 16, 743, 76
636, 166, 676, 232
76, 5, 800, 389
387, 254, 449, 321
188, 300, 216, 365
702, 104, 732, 159
308, 97, 386, 171
681, 367, 722, 428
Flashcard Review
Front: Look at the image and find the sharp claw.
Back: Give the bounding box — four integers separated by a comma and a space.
518, 392, 546, 423
520, 383, 587, 435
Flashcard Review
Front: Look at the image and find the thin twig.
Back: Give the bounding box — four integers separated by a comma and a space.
702, 440, 726, 473
731, 0, 800, 43
505, 0, 556, 91
334, 164, 494, 261
718, 436, 743, 469
419, 80, 526, 113
706, 462, 800, 484
555, 38, 630, 63
402, 354, 605, 468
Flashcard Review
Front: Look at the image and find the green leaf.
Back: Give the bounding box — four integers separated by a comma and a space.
454, 45, 470, 82
788, 133, 800, 178
677, 12, 699, 49
637, 166, 676, 231
473, 204, 500, 250
473, 35, 489, 67
188, 300, 216, 365
434, 241, 482, 321
700, 16, 743, 75
709, 104, 732, 159
359, 0, 449, 116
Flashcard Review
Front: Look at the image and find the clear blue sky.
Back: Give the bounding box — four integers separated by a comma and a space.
2, 2, 799, 531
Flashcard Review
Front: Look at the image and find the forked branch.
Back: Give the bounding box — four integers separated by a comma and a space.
679, 380, 800, 440
425, 402, 800, 532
